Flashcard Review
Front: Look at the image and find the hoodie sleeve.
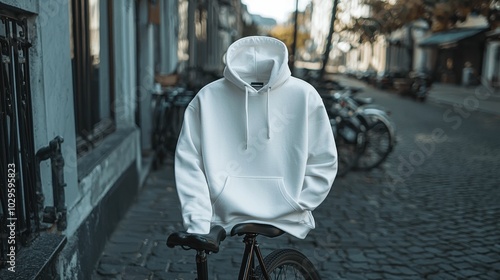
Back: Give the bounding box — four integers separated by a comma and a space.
298, 92, 338, 211
175, 103, 212, 234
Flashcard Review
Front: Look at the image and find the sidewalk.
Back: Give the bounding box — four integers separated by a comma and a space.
327, 73, 500, 116
91, 159, 295, 279
91, 75, 500, 280
427, 83, 500, 115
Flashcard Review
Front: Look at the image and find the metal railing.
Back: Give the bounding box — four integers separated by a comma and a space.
0, 12, 39, 268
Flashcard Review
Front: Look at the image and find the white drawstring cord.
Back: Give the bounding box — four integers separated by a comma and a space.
245, 86, 249, 149
266, 87, 271, 139
245, 85, 271, 149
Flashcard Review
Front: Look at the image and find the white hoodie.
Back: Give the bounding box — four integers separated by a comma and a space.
175, 36, 337, 239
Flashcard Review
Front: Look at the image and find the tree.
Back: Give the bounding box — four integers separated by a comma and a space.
268, 13, 310, 54
342, 0, 499, 42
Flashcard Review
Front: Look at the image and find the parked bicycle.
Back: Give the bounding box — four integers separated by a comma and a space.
151, 86, 196, 168
408, 71, 433, 101
167, 223, 321, 280
320, 87, 396, 176
321, 90, 366, 177
151, 66, 223, 169
298, 69, 396, 176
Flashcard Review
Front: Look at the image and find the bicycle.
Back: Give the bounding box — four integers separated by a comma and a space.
340, 94, 395, 171
321, 88, 396, 175
322, 91, 366, 177
151, 86, 195, 168
353, 109, 395, 171
167, 223, 321, 280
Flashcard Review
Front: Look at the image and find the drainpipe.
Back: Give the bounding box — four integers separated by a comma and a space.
36, 136, 67, 231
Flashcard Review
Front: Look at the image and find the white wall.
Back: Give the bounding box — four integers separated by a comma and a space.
372, 35, 387, 73
411, 21, 432, 72
113, 0, 138, 129
136, 0, 154, 151
160, 0, 179, 74
483, 41, 500, 84
60, 0, 141, 276
7, 0, 141, 236
359, 42, 372, 70
310, 0, 333, 57
2, 0, 140, 257
1, 1, 142, 278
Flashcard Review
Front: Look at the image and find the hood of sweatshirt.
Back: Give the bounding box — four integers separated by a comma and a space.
223, 36, 291, 147
223, 36, 291, 91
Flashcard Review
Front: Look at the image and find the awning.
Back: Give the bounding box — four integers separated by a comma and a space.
419, 28, 487, 47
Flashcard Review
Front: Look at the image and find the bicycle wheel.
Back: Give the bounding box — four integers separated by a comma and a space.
254, 249, 321, 280
332, 117, 366, 177
354, 120, 393, 171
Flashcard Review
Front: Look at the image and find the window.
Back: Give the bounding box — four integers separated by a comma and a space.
70, 0, 115, 157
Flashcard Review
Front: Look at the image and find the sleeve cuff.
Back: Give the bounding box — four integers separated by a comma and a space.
185, 219, 211, 234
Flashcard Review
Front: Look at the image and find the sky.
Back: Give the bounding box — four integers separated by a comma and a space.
241, 0, 309, 23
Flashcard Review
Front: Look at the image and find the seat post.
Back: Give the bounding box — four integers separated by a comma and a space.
195, 250, 208, 280
238, 234, 257, 280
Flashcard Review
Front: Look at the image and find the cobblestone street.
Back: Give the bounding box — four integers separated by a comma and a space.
92, 77, 500, 279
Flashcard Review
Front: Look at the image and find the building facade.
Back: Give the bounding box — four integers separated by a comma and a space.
0, 0, 243, 278
307, 1, 495, 88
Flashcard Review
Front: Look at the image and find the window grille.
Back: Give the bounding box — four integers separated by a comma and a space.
0, 12, 39, 268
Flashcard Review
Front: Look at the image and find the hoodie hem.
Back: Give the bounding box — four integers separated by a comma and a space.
211, 211, 315, 239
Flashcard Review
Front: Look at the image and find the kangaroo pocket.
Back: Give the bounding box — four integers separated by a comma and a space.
212, 176, 302, 223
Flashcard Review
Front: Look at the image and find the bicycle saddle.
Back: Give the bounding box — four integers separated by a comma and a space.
230, 223, 285, 238
166, 225, 226, 253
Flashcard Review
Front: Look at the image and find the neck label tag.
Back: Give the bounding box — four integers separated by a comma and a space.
251, 82, 264, 90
